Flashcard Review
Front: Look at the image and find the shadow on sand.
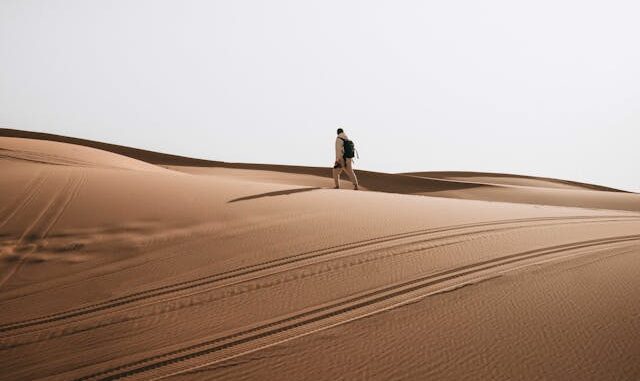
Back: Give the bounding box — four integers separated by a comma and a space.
228, 187, 322, 203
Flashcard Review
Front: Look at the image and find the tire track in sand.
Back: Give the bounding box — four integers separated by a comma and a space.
71, 233, 640, 381
2, 216, 637, 352
0, 170, 86, 289
0, 169, 46, 230
1, 214, 638, 333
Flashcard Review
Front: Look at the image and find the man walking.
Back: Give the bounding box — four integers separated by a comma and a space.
333, 128, 359, 190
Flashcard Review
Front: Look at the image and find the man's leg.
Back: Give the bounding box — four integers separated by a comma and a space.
333, 166, 342, 188
345, 159, 359, 188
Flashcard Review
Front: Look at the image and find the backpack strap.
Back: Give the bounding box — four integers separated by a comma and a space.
338, 137, 346, 158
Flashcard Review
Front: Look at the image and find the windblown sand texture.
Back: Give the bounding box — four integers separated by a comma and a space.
1, 129, 639, 381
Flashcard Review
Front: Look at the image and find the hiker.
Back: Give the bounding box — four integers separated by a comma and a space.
333, 128, 359, 190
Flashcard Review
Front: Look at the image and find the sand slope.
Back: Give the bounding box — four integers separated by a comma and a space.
405, 170, 626, 192
4, 128, 639, 212
1, 131, 639, 381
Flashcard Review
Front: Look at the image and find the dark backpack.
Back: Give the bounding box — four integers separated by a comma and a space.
339, 137, 356, 159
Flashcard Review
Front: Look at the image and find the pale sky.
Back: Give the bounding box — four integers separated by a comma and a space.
1, 1, 639, 192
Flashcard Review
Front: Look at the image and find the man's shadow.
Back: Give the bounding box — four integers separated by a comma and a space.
228, 187, 322, 203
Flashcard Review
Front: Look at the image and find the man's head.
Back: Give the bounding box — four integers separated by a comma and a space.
337, 128, 344, 135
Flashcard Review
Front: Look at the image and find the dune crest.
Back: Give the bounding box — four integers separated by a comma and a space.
0, 136, 164, 172
4, 129, 639, 212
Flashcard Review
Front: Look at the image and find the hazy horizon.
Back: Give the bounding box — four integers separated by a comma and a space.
2, 1, 639, 192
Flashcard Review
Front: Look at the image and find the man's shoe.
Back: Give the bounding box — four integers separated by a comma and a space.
353, 185, 359, 190
334, 186, 340, 189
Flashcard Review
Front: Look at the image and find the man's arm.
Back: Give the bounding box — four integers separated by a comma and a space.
335, 138, 343, 162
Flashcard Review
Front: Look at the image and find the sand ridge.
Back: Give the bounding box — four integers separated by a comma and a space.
1, 130, 639, 380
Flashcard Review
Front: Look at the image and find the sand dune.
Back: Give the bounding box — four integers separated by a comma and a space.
4, 128, 639, 212
406, 170, 627, 192
175, 166, 640, 213
1, 131, 639, 380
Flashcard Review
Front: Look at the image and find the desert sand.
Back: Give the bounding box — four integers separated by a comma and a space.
1, 128, 639, 381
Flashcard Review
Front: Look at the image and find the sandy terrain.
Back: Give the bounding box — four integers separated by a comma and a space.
1, 129, 639, 381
